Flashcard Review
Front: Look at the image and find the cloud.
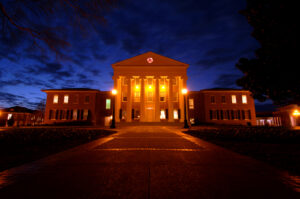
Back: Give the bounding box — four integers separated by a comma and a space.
213, 73, 241, 88
196, 55, 237, 69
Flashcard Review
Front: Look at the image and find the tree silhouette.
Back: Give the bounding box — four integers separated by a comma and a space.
0, 0, 116, 56
236, 0, 298, 105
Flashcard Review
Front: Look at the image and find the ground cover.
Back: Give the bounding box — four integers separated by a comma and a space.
0, 127, 116, 172
186, 126, 300, 175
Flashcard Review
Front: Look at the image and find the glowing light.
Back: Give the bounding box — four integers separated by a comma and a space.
292, 109, 300, 116
161, 85, 166, 91
182, 88, 188, 94
135, 85, 140, 90
112, 89, 117, 95
148, 85, 152, 90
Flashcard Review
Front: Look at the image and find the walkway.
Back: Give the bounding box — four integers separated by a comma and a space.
0, 126, 298, 198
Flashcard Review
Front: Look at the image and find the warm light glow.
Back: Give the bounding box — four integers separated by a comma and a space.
112, 89, 117, 95
148, 85, 153, 90
161, 85, 166, 91
182, 88, 188, 94
135, 85, 140, 90
293, 109, 300, 116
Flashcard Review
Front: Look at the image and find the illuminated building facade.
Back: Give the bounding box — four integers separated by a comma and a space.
112, 52, 188, 122
41, 52, 258, 126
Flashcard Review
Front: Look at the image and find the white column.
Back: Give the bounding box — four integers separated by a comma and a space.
114, 77, 121, 122
140, 77, 145, 122
179, 77, 184, 122
155, 77, 160, 122
168, 77, 174, 122
126, 77, 132, 122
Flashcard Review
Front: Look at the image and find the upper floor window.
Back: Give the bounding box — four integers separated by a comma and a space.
64, 95, 69, 104
221, 96, 226, 103
242, 95, 247, 104
189, 98, 194, 109
210, 96, 215, 103
147, 91, 153, 102
106, 99, 111, 109
231, 95, 237, 104
74, 94, 79, 104
53, 95, 58, 104
85, 96, 90, 104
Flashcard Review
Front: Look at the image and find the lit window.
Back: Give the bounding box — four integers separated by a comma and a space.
83, 109, 89, 120
106, 99, 111, 109
242, 95, 247, 104
64, 95, 69, 104
232, 95, 237, 104
173, 110, 178, 119
211, 96, 215, 103
189, 99, 194, 109
134, 91, 140, 102
73, 109, 77, 120
7, 113, 12, 120
160, 110, 166, 119
53, 95, 58, 104
147, 91, 153, 102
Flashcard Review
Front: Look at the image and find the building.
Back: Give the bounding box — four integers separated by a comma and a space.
188, 89, 256, 126
256, 111, 282, 126
42, 88, 112, 126
0, 106, 43, 126
41, 52, 257, 126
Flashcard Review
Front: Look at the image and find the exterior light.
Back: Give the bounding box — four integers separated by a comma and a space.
182, 88, 189, 128
161, 85, 166, 91
135, 85, 140, 90
112, 89, 117, 95
182, 88, 188, 94
293, 109, 300, 116
148, 85, 152, 90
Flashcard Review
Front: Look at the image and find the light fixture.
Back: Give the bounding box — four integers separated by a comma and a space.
182, 88, 188, 94
148, 85, 152, 90
161, 85, 166, 91
112, 89, 117, 95
293, 109, 300, 116
135, 85, 139, 90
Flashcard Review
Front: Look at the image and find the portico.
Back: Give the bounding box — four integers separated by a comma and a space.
112, 52, 189, 123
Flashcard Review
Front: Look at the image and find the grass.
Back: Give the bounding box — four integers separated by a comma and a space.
185, 126, 300, 176
0, 127, 116, 172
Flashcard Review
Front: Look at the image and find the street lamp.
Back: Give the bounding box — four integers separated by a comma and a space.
110, 89, 117, 128
182, 88, 189, 128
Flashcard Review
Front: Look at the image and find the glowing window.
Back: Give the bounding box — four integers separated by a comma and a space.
73, 109, 77, 120
64, 95, 69, 104
232, 95, 237, 104
53, 95, 58, 104
173, 110, 178, 119
134, 91, 140, 102
242, 95, 247, 104
106, 99, 111, 109
7, 113, 12, 120
160, 110, 166, 119
189, 99, 194, 109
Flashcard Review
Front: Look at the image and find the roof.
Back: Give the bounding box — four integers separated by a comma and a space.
2, 106, 34, 113
112, 51, 188, 67
42, 88, 101, 92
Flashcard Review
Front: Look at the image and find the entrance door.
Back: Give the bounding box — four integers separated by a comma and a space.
145, 106, 155, 122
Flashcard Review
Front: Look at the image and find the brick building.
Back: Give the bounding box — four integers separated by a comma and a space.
42, 52, 257, 126
188, 89, 256, 126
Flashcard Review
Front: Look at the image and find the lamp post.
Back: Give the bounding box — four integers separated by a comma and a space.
110, 89, 117, 128
182, 88, 189, 128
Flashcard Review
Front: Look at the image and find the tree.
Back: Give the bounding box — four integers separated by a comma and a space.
0, 0, 116, 56
236, 0, 299, 105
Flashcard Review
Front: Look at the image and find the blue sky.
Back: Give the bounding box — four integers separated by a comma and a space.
0, 0, 265, 109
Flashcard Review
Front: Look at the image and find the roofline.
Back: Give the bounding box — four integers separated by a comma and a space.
42, 89, 101, 93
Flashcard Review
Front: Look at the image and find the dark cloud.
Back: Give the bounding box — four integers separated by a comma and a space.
90, 69, 101, 76
196, 55, 237, 69
213, 73, 241, 88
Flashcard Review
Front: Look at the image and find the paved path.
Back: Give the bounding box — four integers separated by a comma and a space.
0, 126, 299, 199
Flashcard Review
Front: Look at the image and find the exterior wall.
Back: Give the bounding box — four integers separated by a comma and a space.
43, 91, 99, 125
188, 90, 256, 126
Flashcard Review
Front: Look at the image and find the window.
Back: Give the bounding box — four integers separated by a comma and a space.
232, 95, 237, 104
189, 98, 194, 109
209, 110, 218, 120
242, 95, 247, 104
173, 92, 178, 102
85, 96, 90, 103
173, 110, 178, 119
147, 91, 153, 101
64, 95, 69, 104
7, 113, 12, 120
49, 110, 53, 120
211, 96, 215, 103
83, 109, 89, 120
134, 91, 140, 102
224, 110, 230, 120
73, 109, 77, 120
106, 99, 111, 109
55, 110, 59, 119
160, 91, 166, 102
74, 94, 79, 104
221, 96, 226, 103
53, 95, 58, 104
122, 91, 128, 102
160, 110, 166, 119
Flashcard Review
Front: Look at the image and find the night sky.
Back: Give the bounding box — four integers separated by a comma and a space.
0, 0, 263, 110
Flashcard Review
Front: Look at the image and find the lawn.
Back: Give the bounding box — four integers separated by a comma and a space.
185, 126, 300, 176
0, 127, 116, 172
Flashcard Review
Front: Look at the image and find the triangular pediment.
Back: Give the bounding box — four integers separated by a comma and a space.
112, 52, 188, 67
